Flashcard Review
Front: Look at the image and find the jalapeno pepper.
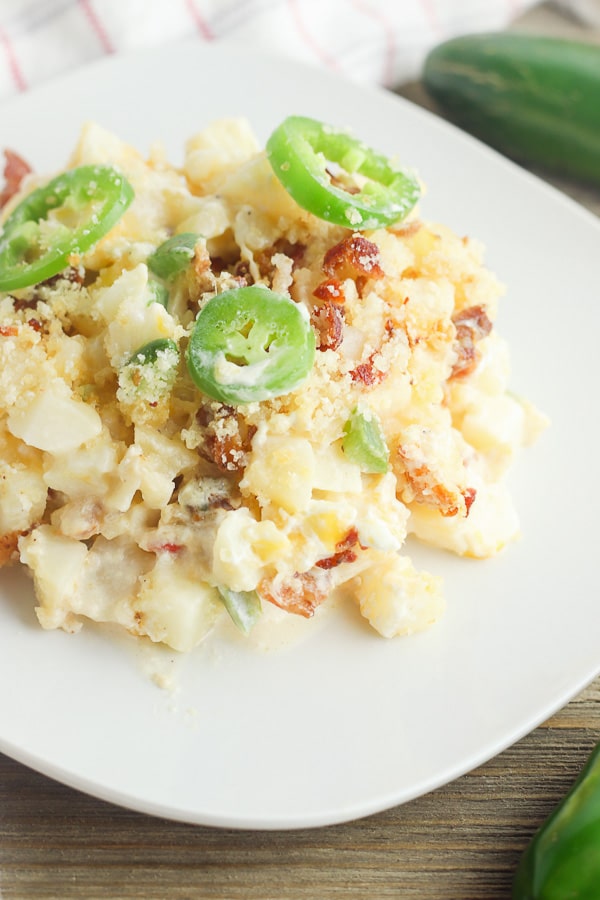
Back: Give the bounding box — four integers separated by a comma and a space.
147, 232, 201, 281
186, 286, 316, 405
513, 740, 600, 899
119, 338, 180, 401
266, 115, 420, 230
217, 586, 262, 635
0, 165, 134, 291
342, 406, 389, 473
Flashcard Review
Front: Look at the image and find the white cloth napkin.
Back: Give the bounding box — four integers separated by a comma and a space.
0, 0, 558, 103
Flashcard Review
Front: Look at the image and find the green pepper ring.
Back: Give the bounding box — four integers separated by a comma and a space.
266, 115, 420, 230
186, 285, 316, 405
0, 165, 134, 292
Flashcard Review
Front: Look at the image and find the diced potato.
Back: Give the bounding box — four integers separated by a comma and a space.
101, 265, 179, 367
19, 526, 88, 630
0, 460, 47, 533
409, 479, 520, 558
134, 555, 224, 652
7, 381, 102, 452
184, 118, 260, 189
43, 429, 120, 499
312, 444, 363, 494
213, 508, 291, 592
242, 435, 315, 515
354, 552, 444, 638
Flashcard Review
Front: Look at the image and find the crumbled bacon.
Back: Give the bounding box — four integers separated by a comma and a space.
396, 455, 463, 518
311, 299, 345, 351
350, 356, 386, 386
349, 320, 395, 386
0, 149, 32, 209
395, 447, 473, 518
200, 406, 257, 473
463, 487, 477, 516
255, 238, 306, 277
258, 571, 329, 619
322, 234, 384, 289
316, 527, 360, 570
450, 305, 493, 379
0, 324, 18, 337
150, 542, 184, 555
313, 277, 345, 304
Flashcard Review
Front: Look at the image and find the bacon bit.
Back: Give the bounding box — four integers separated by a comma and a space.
0, 324, 18, 337
0, 149, 32, 209
450, 305, 493, 379
349, 322, 395, 386
311, 300, 345, 352
350, 356, 386, 386
27, 318, 43, 333
313, 277, 346, 305
150, 541, 184, 555
463, 487, 477, 516
322, 234, 384, 290
255, 238, 306, 278
233, 260, 251, 285
201, 407, 257, 473
396, 449, 465, 518
205, 433, 246, 471
316, 527, 360, 570
258, 571, 329, 619
31, 267, 85, 294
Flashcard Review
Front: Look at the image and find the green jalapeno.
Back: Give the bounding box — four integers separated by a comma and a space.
266, 115, 420, 230
119, 338, 180, 402
186, 286, 316, 405
0, 165, 134, 291
147, 232, 201, 281
217, 586, 262, 635
513, 740, 600, 899
147, 277, 169, 308
342, 406, 389, 473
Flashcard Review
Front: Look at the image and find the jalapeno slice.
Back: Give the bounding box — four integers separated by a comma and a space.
0, 165, 134, 291
217, 586, 262, 635
342, 406, 389, 473
119, 338, 180, 402
186, 286, 316, 405
147, 232, 201, 281
266, 115, 420, 230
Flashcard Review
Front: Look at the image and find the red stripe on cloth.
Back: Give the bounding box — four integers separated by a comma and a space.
349, 0, 396, 87
419, 0, 441, 33
186, 0, 216, 40
287, 0, 342, 71
0, 26, 27, 92
79, 0, 114, 54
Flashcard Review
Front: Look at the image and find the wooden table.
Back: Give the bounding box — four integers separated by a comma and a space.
1, 4, 599, 898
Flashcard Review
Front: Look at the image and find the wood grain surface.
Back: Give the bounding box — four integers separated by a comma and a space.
1, 4, 599, 899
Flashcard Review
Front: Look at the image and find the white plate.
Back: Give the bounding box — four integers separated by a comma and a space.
1, 40, 599, 830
